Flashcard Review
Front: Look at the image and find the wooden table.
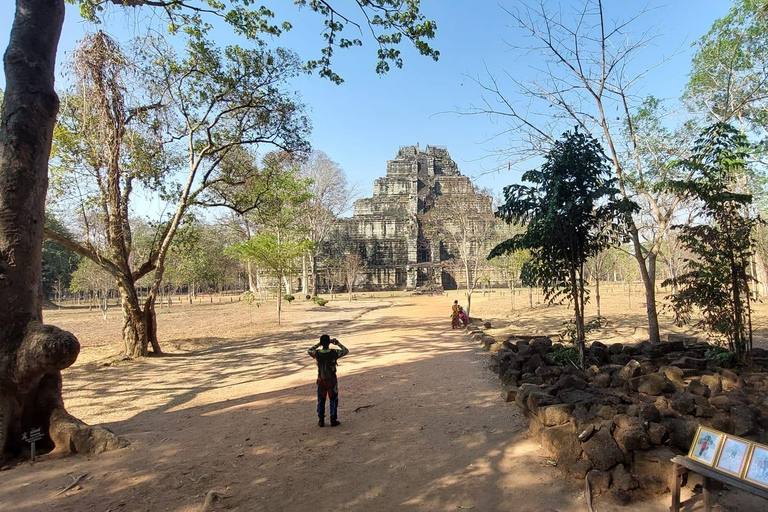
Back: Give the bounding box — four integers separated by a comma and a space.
670, 455, 768, 511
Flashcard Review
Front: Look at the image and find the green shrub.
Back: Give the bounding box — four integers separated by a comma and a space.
705, 346, 737, 368
552, 347, 580, 368
559, 316, 605, 344
242, 291, 259, 307
315, 298, 328, 306
283, 294, 295, 303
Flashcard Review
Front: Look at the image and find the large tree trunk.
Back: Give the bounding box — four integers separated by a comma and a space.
144, 300, 161, 354
120, 288, 162, 358
629, 230, 661, 344
0, 0, 123, 461
121, 291, 147, 358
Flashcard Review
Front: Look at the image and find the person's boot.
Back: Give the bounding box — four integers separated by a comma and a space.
330, 417, 340, 427
318, 418, 325, 427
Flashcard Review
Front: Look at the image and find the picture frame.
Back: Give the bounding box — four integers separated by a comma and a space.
714, 435, 750, 477
688, 426, 723, 466
744, 444, 768, 490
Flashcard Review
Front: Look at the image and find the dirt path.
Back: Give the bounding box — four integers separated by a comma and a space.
4, 297, 600, 511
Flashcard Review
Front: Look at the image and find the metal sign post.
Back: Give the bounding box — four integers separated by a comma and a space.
22, 428, 44, 462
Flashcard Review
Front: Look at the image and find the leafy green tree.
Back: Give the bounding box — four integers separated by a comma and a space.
685, 0, 768, 228
663, 123, 759, 362
489, 245, 531, 311
686, 0, 768, 136
165, 220, 217, 299
231, 233, 312, 324
42, 214, 81, 302
490, 130, 634, 367
47, 31, 308, 357
229, 154, 313, 325
69, 257, 115, 313
163, 220, 238, 296
74, 0, 439, 84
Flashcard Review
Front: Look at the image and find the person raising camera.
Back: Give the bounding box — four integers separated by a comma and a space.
307, 334, 349, 427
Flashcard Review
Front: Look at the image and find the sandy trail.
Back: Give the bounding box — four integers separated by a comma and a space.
2, 295, 675, 511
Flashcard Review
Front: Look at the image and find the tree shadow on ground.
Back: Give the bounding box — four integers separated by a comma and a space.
0, 324, 585, 512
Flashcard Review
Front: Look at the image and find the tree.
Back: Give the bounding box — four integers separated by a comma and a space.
686, 0, 768, 138
299, 151, 355, 296
659, 226, 692, 295
0, 0, 123, 460
1, 0, 438, 459
490, 129, 634, 367
463, 0, 695, 344
488, 223, 531, 311
165, 220, 221, 300
423, 186, 495, 316
229, 154, 313, 325
342, 251, 365, 301
47, 31, 309, 357
318, 222, 354, 297
615, 246, 640, 308
663, 123, 758, 363
42, 214, 81, 303
588, 249, 612, 322
212, 148, 278, 299
69, 257, 115, 314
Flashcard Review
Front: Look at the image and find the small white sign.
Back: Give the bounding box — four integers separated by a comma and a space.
22, 428, 44, 443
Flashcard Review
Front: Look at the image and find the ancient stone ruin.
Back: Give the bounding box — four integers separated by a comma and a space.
326, 144, 493, 291
467, 325, 768, 506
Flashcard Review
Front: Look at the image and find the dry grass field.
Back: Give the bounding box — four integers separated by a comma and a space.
46, 283, 768, 365
467, 283, 768, 351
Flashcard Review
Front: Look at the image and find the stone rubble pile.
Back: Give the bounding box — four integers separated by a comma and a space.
466, 324, 768, 505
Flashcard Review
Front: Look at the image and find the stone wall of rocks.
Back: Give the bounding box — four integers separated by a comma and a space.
466, 324, 768, 505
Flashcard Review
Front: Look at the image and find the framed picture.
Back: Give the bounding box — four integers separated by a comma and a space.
715, 435, 750, 477
744, 444, 768, 489
688, 426, 723, 466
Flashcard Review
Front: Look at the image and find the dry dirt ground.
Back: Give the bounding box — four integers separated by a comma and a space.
1, 288, 764, 511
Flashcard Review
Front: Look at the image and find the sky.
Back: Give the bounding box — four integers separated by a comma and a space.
0, 0, 733, 211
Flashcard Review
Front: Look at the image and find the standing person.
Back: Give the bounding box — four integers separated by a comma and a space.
451, 300, 461, 329
307, 334, 349, 427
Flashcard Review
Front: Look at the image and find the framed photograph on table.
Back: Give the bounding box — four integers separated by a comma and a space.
744, 444, 768, 489
715, 435, 750, 477
688, 426, 723, 466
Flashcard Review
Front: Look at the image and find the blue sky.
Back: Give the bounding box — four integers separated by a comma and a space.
0, 1, 732, 204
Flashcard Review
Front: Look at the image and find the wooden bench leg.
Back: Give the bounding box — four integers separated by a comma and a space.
703, 476, 712, 512
671, 463, 685, 512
